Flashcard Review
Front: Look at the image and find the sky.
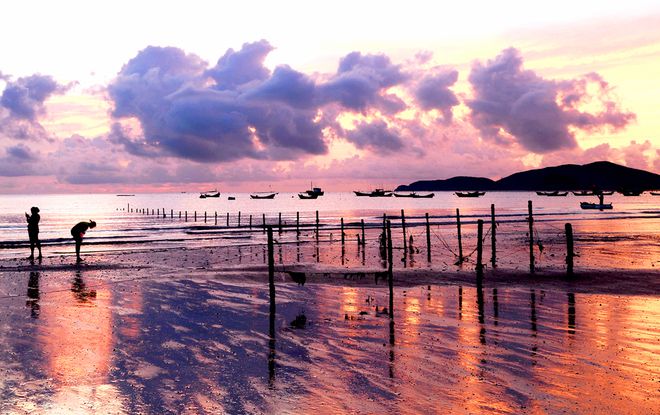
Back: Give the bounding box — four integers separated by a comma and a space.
1, 0, 659, 193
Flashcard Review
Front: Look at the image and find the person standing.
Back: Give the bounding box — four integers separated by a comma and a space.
71, 220, 96, 262
26, 207, 42, 260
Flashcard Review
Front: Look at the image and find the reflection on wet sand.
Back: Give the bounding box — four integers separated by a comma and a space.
2, 272, 659, 414
26, 271, 40, 319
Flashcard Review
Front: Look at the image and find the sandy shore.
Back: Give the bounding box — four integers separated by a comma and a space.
0, 246, 658, 414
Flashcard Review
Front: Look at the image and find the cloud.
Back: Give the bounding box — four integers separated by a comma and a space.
467, 48, 635, 153
108, 42, 328, 163
206, 40, 274, 90
413, 69, 459, 123
345, 120, 404, 153
318, 51, 408, 114
0, 74, 67, 141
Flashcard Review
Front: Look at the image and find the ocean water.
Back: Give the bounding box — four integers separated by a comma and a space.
1, 192, 659, 270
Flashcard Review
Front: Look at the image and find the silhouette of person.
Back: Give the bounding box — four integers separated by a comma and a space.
26, 206, 42, 260
71, 220, 96, 262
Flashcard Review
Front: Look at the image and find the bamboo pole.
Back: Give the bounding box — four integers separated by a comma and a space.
490, 204, 497, 268
425, 213, 431, 262
476, 219, 484, 279
565, 223, 574, 276
456, 208, 464, 264
528, 200, 535, 274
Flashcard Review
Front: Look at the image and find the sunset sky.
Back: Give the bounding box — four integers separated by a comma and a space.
1, 0, 659, 193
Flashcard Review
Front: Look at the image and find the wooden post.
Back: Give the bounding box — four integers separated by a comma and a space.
386, 220, 394, 322
296, 212, 300, 236
179, 211, 181, 219
171, 209, 173, 219
425, 213, 431, 262
476, 219, 484, 279
128, 203, 130, 212
341, 217, 345, 246
315, 210, 319, 240
226, 212, 229, 227
528, 200, 535, 274
157, 208, 159, 216
185, 211, 187, 222
401, 209, 407, 253
163, 208, 166, 218
456, 208, 464, 264
263, 213, 266, 233
267, 226, 276, 315
565, 223, 574, 276
490, 204, 497, 268
238, 211, 241, 227
361, 219, 365, 247
249, 214, 252, 229
151, 209, 154, 215
194, 211, 197, 222
278, 212, 282, 234
204, 211, 207, 223
215, 211, 217, 225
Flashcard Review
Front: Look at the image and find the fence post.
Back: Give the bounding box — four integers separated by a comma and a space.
361, 219, 365, 246
296, 212, 300, 236
565, 223, 574, 276
227, 212, 229, 227
386, 219, 394, 345
185, 211, 188, 222
491, 204, 496, 268
315, 210, 319, 240
426, 213, 431, 262
204, 211, 207, 223
267, 226, 276, 315
249, 214, 252, 229
194, 211, 197, 222
238, 211, 241, 227
528, 200, 535, 274
278, 213, 282, 234
456, 208, 464, 264
263, 213, 266, 233
215, 211, 217, 225
476, 219, 484, 279
401, 209, 407, 253
341, 217, 345, 246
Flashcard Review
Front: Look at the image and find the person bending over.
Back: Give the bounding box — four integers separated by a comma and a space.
26, 207, 42, 260
71, 220, 96, 262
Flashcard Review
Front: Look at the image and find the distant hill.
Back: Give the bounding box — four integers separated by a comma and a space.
395, 161, 660, 191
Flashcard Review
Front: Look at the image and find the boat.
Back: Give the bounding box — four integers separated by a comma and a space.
393, 192, 435, 198
600, 191, 615, 195
580, 202, 613, 210
455, 191, 485, 198
228, 196, 236, 200
619, 190, 643, 196
298, 193, 319, 199
572, 190, 594, 196
651, 191, 660, 196
354, 188, 393, 197
536, 191, 568, 196
250, 193, 277, 199
116, 194, 135, 197
303, 185, 324, 197
200, 190, 220, 198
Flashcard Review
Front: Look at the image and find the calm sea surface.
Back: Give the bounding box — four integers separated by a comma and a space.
1, 192, 659, 270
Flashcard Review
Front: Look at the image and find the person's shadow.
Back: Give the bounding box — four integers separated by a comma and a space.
71, 270, 97, 303
26, 271, 41, 318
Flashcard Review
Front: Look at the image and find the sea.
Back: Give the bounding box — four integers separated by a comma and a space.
1, 191, 659, 270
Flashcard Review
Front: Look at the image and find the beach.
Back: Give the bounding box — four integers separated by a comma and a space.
1, 193, 659, 413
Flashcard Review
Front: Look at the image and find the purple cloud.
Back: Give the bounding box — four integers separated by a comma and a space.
318, 51, 408, 114
467, 48, 635, 153
345, 120, 404, 153
1, 74, 62, 120
414, 69, 459, 122
206, 40, 274, 90
108, 43, 327, 163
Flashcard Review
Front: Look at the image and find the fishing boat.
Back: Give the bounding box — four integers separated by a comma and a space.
116, 194, 135, 197
298, 193, 319, 199
580, 202, 613, 210
250, 192, 277, 199
303, 185, 324, 197
199, 190, 220, 198
651, 191, 660, 196
354, 188, 393, 197
536, 191, 568, 196
619, 190, 643, 196
600, 191, 615, 195
393, 192, 435, 198
228, 196, 236, 200
455, 191, 485, 197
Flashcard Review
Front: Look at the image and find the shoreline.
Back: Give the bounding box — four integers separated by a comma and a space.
1, 245, 657, 296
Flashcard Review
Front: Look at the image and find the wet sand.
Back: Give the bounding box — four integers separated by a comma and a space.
0, 246, 659, 414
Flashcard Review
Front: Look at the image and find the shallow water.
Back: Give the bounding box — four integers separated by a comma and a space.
1, 192, 659, 272
0, 268, 658, 414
